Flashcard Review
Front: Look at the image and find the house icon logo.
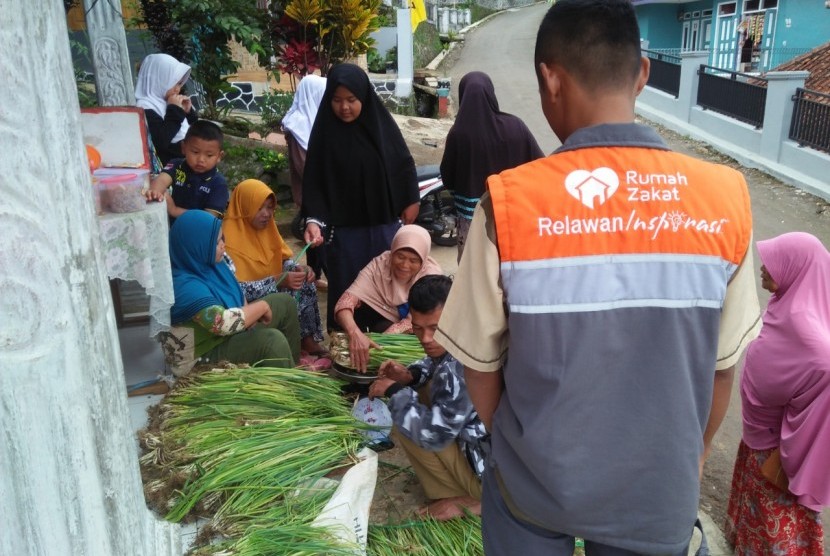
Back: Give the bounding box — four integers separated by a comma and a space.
564, 167, 619, 209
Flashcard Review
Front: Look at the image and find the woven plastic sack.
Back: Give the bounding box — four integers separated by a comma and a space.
311, 447, 378, 554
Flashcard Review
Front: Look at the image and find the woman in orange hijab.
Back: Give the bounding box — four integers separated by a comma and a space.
223, 179, 327, 359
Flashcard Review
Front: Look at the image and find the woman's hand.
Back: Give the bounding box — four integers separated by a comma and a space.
256, 301, 272, 326
241, 299, 272, 328
377, 360, 412, 384
348, 329, 379, 373
281, 270, 308, 290
401, 202, 420, 225
304, 222, 324, 247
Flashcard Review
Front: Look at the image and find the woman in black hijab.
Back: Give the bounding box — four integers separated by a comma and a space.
302, 63, 420, 330
440, 71, 544, 261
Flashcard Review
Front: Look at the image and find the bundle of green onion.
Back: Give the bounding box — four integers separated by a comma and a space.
329, 332, 426, 372
367, 516, 483, 556
138, 365, 368, 553
189, 485, 358, 556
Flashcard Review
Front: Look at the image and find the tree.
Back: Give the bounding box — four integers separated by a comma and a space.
137, 0, 273, 118
135, 0, 189, 63
270, 0, 381, 82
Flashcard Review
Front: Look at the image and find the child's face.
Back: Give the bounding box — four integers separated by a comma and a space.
165, 83, 183, 100
182, 137, 224, 174
331, 85, 362, 123
411, 306, 446, 359
165, 74, 189, 100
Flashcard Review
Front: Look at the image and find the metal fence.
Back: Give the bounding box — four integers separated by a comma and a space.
644, 50, 681, 98
696, 65, 767, 128
789, 88, 830, 154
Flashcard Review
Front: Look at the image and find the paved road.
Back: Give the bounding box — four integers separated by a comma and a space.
436, 2, 830, 547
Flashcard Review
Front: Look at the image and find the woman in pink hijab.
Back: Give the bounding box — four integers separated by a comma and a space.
725, 232, 830, 555
334, 225, 443, 372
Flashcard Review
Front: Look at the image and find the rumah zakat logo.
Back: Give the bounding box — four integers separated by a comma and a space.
564, 167, 619, 209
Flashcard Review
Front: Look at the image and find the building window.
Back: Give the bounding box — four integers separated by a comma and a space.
719, 2, 737, 16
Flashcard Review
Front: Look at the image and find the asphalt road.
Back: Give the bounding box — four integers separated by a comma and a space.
435, 2, 830, 546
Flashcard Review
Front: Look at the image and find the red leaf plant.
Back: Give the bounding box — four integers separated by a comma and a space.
277, 39, 321, 78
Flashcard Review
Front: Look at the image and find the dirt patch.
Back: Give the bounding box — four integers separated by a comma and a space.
392, 114, 453, 167
371, 446, 430, 524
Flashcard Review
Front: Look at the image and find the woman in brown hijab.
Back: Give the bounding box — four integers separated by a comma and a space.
334, 225, 443, 371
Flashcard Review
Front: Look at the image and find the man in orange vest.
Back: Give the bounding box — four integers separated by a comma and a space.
435, 0, 761, 553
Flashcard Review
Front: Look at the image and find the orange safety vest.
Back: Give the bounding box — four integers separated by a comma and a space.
484, 143, 753, 553
489, 146, 751, 267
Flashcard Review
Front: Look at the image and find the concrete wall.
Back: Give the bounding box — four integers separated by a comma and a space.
687, 108, 763, 153
1, 2, 180, 554
636, 51, 830, 201
371, 26, 398, 59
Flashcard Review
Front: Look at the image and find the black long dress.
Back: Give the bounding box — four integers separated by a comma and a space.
302, 63, 419, 329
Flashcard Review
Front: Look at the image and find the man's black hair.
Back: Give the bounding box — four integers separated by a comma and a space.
409, 274, 452, 314
534, 0, 642, 91
184, 119, 224, 146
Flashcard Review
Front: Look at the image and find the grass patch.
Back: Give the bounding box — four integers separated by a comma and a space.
414, 22, 444, 69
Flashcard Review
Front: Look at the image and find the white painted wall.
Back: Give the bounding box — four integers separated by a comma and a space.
396, 8, 414, 97
0, 3, 179, 554
637, 53, 829, 201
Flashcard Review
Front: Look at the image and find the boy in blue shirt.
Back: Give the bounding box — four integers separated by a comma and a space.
146, 120, 228, 219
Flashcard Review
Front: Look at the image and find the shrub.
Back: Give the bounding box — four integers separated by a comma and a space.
136, 0, 271, 119
367, 49, 386, 73
254, 147, 288, 174
376, 5, 396, 27
413, 22, 441, 69
260, 90, 295, 130
220, 116, 256, 138
220, 144, 288, 192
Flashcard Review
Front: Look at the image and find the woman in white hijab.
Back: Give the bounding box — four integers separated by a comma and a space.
282, 74, 327, 207
135, 53, 198, 165
282, 74, 328, 283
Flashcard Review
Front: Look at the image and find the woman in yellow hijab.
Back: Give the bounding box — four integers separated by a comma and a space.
223, 179, 327, 360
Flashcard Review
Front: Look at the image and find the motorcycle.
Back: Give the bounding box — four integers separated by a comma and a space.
414, 165, 458, 246
290, 165, 458, 246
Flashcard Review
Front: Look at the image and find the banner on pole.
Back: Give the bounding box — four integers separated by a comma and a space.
410, 0, 427, 31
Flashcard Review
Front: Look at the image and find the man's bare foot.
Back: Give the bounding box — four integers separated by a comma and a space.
416, 496, 481, 521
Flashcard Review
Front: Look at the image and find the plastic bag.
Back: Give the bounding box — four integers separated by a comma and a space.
311, 447, 378, 554
351, 396, 393, 449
